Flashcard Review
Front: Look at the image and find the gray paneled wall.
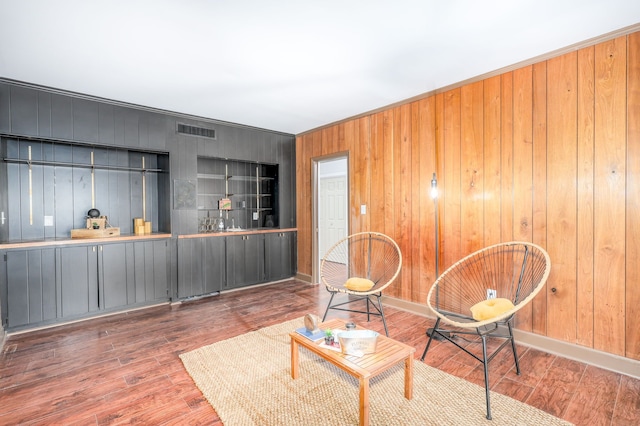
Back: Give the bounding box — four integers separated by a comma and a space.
0, 79, 296, 238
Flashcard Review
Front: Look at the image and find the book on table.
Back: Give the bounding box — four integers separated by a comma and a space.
295, 327, 326, 341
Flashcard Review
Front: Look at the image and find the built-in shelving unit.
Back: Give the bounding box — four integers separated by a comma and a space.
197, 157, 278, 231
1, 137, 170, 241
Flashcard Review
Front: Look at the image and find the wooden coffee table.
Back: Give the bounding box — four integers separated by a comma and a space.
290, 318, 415, 426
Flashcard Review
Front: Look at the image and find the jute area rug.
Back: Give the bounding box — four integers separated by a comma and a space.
180, 317, 571, 426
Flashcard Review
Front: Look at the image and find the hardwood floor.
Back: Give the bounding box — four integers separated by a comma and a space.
1, 279, 638, 425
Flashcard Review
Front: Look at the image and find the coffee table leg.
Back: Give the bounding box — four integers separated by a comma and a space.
359, 377, 370, 426
404, 355, 413, 399
291, 339, 299, 379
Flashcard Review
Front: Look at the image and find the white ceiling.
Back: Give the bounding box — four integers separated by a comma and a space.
1, 1, 639, 135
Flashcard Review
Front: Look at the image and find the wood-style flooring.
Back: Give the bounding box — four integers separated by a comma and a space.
1, 279, 638, 425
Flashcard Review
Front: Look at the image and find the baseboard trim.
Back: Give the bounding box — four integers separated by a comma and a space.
6, 302, 171, 336
295, 272, 313, 283
382, 295, 640, 379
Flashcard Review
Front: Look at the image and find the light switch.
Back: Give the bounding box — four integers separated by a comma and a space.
253, 212, 259, 220
360, 204, 367, 215
44, 215, 54, 226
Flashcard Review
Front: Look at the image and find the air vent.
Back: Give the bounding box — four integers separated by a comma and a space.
177, 123, 217, 140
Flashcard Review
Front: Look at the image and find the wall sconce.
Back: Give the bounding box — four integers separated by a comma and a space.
430, 173, 438, 200
431, 172, 439, 278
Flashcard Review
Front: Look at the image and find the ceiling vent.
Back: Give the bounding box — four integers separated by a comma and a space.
177, 123, 217, 140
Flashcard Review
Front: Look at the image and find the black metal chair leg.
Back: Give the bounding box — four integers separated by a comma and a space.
420, 318, 440, 361
322, 292, 336, 321
507, 321, 521, 374
375, 295, 389, 336
481, 335, 492, 420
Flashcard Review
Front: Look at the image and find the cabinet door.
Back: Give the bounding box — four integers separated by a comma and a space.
226, 234, 264, 289
177, 238, 205, 298
5, 249, 56, 328
135, 239, 170, 302
265, 232, 295, 282
100, 243, 133, 310
57, 246, 99, 318
203, 237, 225, 294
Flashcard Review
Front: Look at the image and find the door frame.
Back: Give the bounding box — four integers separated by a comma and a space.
312, 153, 349, 284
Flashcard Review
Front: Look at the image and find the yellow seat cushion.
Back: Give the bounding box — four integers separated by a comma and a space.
470, 298, 515, 321
344, 277, 375, 291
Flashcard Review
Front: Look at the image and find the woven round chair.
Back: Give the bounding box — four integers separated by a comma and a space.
420, 241, 551, 420
320, 232, 402, 336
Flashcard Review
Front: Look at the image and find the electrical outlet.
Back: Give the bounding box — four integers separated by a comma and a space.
487, 289, 497, 299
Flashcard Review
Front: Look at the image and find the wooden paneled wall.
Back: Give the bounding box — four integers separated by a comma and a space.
296, 31, 640, 361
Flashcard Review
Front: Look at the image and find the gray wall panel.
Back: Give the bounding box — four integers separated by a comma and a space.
72, 98, 99, 143
10, 86, 39, 136
50, 94, 73, 140
37, 92, 51, 137
0, 84, 10, 133
98, 103, 115, 145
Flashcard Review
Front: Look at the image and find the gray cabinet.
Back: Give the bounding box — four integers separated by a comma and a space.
1, 239, 170, 330
4, 249, 57, 327
100, 239, 169, 309
203, 237, 226, 294
225, 234, 264, 289
177, 238, 204, 298
264, 232, 296, 282
176, 231, 296, 299
134, 239, 171, 302
177, 236, 225, 298
57, 245, 100, 318
100, 243, 130, 309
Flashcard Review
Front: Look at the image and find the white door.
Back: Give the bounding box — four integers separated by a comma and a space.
319, 175, 347, 260
316, 157, 348, 281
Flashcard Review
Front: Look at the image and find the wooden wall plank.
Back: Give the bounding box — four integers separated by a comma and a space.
344, 120, 357, 231
382, 110, 395, 241
369, 112, 387, 235
512, 66, 534, 243
397, 104, 412, 300
434, 93, 445, 278
460, 81, 484, 256
593, 36, 626, 356
546, 52, 578, 342
500, 73, 514, 244
626, 31, 640, 359
531, 61, 548, 334
511, 66, 534, 331
413, 97, 436, 302
577, 45, 596, 348
410, 100, 423, 302
483, 76, 502, 247
442, 89, 462, 272
357, 117, 371, 234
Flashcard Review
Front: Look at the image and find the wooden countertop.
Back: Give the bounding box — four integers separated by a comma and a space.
178, 228, 297, 239
0, 233, 173, 249
1, 228, 298, 249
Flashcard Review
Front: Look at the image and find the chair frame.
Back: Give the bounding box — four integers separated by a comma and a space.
320, 231, 402, 336
420, 241, 551, 420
